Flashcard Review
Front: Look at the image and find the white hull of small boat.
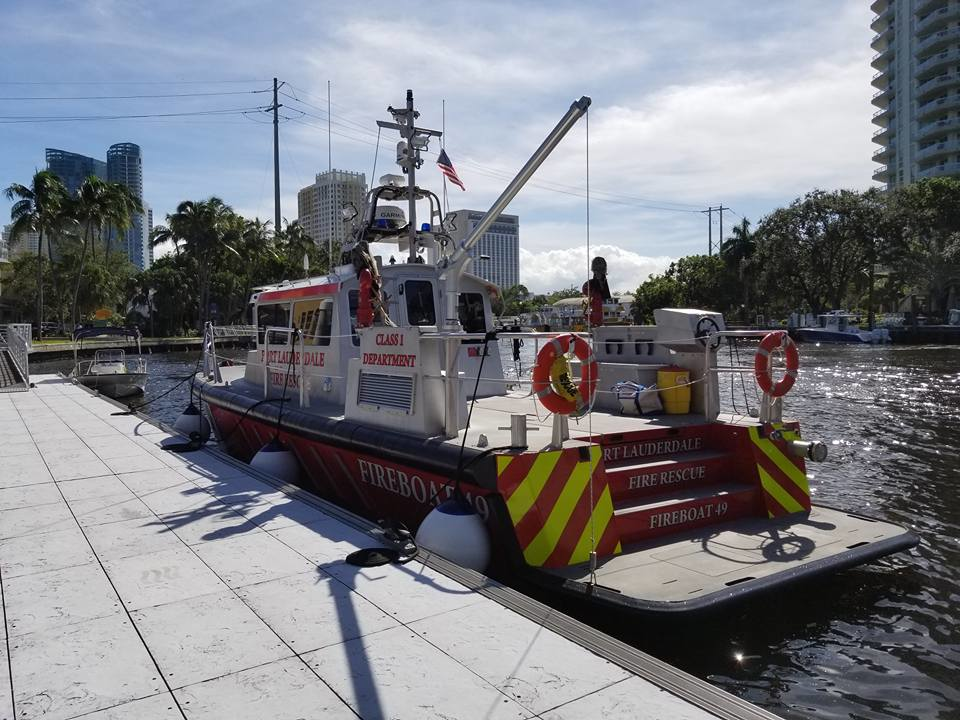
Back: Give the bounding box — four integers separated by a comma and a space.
77, 372, 147, 398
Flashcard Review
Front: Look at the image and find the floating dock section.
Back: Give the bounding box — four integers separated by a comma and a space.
0, 376, 780, 719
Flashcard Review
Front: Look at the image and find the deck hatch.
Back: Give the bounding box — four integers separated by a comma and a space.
357, 372, 415, 413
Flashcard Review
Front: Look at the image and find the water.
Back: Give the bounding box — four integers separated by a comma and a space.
31, 343, 960, 719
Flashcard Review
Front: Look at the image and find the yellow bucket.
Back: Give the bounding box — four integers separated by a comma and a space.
657, 366, 691, 414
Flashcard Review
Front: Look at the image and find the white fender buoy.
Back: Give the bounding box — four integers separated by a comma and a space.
250, 438, 300, 483
415, 498, 490, 573
172, 402, 211, 443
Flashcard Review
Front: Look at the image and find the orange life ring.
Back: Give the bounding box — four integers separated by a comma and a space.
754, 331, 799, 397
532, 334, 598, 416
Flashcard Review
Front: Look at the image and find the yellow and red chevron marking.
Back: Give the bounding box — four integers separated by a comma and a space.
496, 446, 621, 568
747, 424, 810, 517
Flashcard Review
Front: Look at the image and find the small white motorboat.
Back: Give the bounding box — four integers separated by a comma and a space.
71, 327, 148, 398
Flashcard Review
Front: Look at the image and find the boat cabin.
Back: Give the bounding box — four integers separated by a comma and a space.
244, 260, 505, 425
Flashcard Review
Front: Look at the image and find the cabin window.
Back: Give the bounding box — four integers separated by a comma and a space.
257, 303, 289, 345
295, 298, 333, 346
348, 290, 361, 346
404, 280, 436, 326
458, 293, 487, 334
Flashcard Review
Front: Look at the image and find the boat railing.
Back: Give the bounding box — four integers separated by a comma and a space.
210, 324, 258, 338
203, 323, 258, 383
703, 329, 782, 423
0, 324, 30, 390
256, 326, 310, 408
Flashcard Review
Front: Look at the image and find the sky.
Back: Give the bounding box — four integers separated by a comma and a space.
1, 0, 879, 294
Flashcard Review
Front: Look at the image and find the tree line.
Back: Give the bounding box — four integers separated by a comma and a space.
6, 172, 958, 336
630, 179, 960, 325
3, 171, 335, 337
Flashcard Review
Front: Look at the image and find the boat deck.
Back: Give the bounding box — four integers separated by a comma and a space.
0, 375, 780, 720
212, 370, 752, 451
544, 507, 915, 612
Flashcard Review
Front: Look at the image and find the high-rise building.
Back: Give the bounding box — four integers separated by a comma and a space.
871, 0, 960, 188
1, 225, 43, 258
297, 170, 367, 250
45, 142, 151, 270
107, 143, 150, 270
145, 204, 154, 267
444, 210, 520, 290
45, 148, 107, 196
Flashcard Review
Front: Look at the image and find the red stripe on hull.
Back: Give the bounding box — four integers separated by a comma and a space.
208, 405, 495, 533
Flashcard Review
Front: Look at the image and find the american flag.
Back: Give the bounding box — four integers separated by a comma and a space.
437, 149, 466, 191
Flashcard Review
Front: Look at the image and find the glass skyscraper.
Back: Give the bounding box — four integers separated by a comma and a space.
45, 149, 106, 196
107, 143, 149, 270
44, 143, 151, 270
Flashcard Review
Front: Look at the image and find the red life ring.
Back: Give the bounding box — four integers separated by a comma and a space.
754, 331, 799, 397
532, 334, 598, 416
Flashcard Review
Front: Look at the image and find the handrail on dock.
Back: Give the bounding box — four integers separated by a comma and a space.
0, 324, 30, 391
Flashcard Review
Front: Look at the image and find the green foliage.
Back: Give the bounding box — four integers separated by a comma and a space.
8, 171, 957, 337
632, 179, 960, 324
632, 255, 739, 323
4, 170, 69, 332
498, 284, 531, 316
751, 189, 868, 316
545, 286, 583, 304
886, 178, 960, 313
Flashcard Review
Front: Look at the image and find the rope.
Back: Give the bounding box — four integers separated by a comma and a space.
585, 108, 598, 585
370, 126, 382, 193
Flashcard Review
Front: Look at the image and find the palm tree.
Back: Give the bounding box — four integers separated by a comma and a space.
69, 176, 112, 330
102, 182, 143, 258
152, 197, 241, 330
721, 218, 755, 318
721, 218, 755, 264
5, 171, 68, 337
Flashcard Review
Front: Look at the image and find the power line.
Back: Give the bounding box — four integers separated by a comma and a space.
0, 107, 268, 123
0, 89, 272, 101
0, 79, 269, 85
282, 94, 709, 212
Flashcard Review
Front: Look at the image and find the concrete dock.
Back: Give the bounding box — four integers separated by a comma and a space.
0, 376, 779, 720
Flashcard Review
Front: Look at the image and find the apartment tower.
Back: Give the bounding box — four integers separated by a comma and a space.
444, 210, 520, 291
107, 143, 151, 270
871, 0, 960, 187
297, 170, 367, 251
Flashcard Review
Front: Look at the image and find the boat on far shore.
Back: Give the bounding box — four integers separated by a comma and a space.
69, 326, 148, 398
793, 311, 891, 344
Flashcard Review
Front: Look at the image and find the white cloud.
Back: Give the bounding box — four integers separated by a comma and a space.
520, 244, 673, 295
1, 0, 879, 275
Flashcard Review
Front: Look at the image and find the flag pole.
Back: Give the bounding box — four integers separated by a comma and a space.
442, 99, 448, 217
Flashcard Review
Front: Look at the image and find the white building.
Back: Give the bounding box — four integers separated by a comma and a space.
444, 210, 519, 291
871, 0, 960, 187
528, 293, 635, 329
297, 170, 367, 250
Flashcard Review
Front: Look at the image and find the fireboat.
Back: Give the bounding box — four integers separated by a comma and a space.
195, 91, 917, 615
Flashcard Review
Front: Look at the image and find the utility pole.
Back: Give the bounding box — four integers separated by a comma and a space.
702, 206, 713, 256
701, 205, 729, 255
718, 204, 728, 255
268, 78, 284, 237
327, 80, 333, 267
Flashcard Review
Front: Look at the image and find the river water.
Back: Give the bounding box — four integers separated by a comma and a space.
31, 343, 960, 720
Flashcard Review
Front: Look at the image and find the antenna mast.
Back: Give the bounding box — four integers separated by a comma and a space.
327, 80, 333, 267
377, 90, 442, 262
